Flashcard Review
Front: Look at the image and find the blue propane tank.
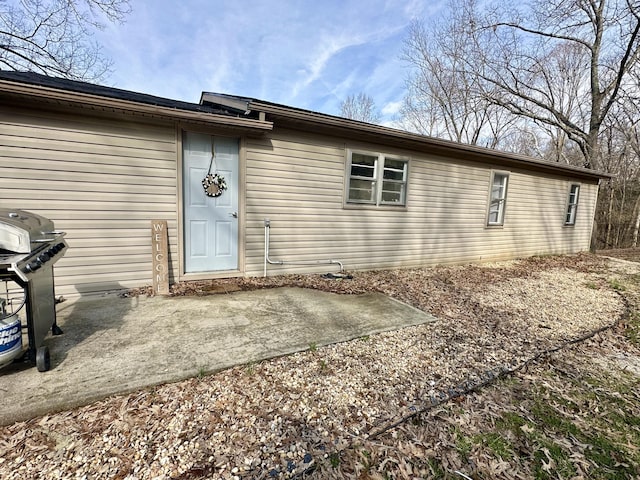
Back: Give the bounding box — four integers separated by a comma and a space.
0, 308, 22, 368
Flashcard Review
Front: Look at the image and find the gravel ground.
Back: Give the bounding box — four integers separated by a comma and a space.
0, 253, 632, 479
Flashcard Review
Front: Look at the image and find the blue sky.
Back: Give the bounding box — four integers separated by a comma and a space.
95, 0, 445, 125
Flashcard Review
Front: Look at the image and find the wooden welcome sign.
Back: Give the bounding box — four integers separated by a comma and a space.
151, 220, 170, 295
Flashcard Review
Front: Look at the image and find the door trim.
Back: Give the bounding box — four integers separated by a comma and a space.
177, 127, 245, 281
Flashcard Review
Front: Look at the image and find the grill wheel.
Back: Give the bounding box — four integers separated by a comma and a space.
36, 346, 50, 372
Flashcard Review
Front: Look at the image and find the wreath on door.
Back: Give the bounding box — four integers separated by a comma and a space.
202, 148, 228, 198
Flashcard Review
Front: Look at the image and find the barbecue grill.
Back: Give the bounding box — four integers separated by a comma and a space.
0, 209, 68, 372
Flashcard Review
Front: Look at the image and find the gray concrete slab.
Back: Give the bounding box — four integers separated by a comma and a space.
0, 287, 435, 426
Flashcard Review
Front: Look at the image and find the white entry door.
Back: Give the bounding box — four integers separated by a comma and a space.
183, 132, 239, 273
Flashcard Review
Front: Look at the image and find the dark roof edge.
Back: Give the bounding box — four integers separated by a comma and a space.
0, 73, 611, 181
248, 99, 610, 181
1, 71, 215, 112
0, 71, 273, 131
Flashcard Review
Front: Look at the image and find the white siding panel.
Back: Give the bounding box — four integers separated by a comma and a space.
0, 107, 178, 298
245, 129, 598, 277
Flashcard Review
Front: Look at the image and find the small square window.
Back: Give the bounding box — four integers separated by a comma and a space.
487, 172, 509, 226
346, 150, 408, 206
565, 184, 580, 225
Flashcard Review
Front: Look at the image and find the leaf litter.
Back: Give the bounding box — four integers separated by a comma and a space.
0, 253, 638, 479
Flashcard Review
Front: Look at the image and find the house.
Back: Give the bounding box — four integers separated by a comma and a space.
0, 71, 608, 298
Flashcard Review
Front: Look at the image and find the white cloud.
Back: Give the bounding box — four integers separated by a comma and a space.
94, 0, 433, 114
382, 100, 403, 116
291, 33, 367, 100
379, 119, 399, 128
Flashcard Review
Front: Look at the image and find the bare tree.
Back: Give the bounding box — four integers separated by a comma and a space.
606, 95, 640, 247
401, 0, 640, 248
465, 0, 640, 169
340, 93, 381, 124
400, 2, 518, 149
0, 0, 131, 81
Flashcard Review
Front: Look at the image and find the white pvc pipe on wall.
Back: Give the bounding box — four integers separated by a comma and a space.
263, 218, 344, 277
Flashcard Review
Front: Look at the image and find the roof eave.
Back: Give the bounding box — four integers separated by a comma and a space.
0, 80, 273, 131
249, 100, 610, 182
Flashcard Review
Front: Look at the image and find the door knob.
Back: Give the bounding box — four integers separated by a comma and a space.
230, 212, 238, 218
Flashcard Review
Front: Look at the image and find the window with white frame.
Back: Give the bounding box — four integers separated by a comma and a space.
565, 184, 580, 225
487, 172, 509, 226
346, 150, 408, 206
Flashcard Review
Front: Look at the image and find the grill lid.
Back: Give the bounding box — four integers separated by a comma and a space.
0, 209, 57, 254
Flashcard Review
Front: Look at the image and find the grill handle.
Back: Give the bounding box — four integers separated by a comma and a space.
34, 231, 66, 242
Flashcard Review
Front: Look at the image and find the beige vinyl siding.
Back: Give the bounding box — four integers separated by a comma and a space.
0, 100, 600, 296
245, 129, 597, 276
0, 106, 178, 297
